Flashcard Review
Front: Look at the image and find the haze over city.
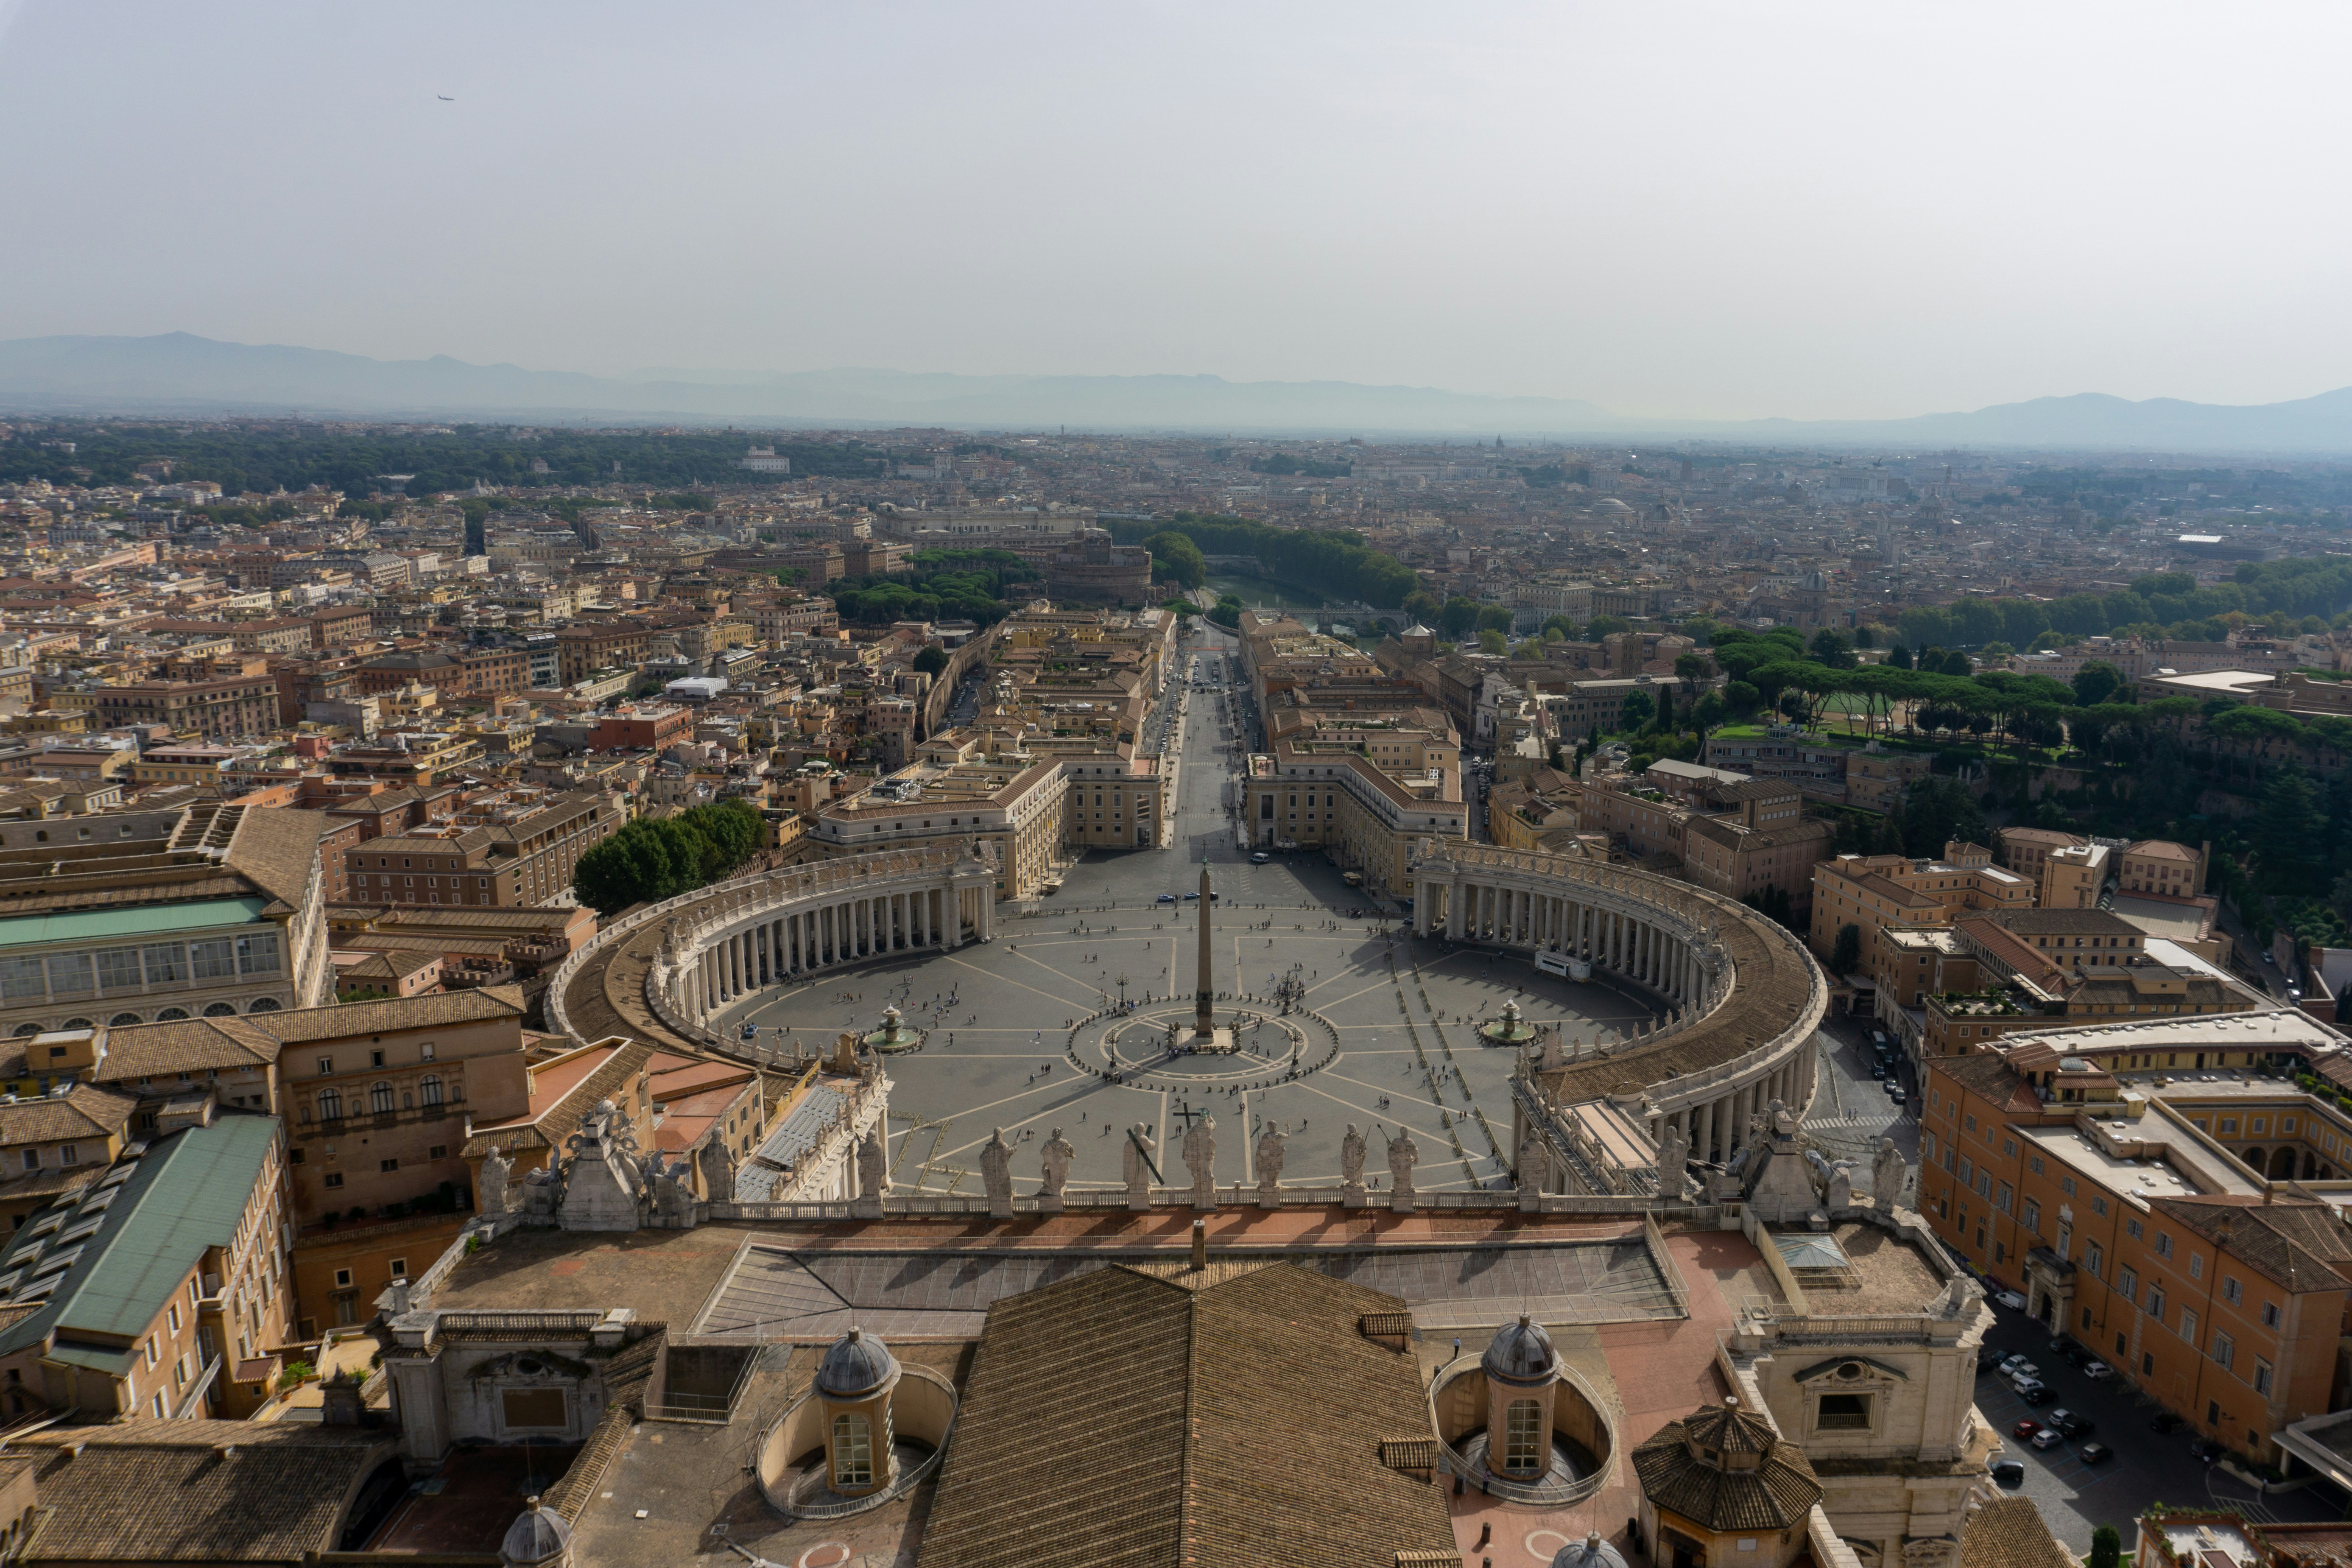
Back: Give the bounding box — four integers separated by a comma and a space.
4, 3, 2352, 423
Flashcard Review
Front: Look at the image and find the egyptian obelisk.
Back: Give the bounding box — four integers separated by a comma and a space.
1194, 855, 1215, 1037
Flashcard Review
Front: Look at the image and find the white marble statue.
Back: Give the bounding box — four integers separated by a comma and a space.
1182, 1115, 1218, 1208
479, 1143, 513, 1215
1341, 1124, 1368, 1192
1386, 1128, 1420, 1213
1041, 1127, 1075, 1198
1123, 1123, 1157, 1205
1872, 1137, 1907, 1207
1254, 1124, 1285, 1205
980, 1128, 1015, 1216
857, 1128, 890, 1201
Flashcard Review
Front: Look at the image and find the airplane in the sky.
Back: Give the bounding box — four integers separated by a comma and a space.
437, 95, 454, 101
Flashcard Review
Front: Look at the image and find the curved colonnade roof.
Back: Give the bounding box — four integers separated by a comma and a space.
1424, 847, 1825, 1106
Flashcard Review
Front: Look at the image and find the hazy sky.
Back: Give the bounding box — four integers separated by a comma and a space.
2, 1, 2349, 420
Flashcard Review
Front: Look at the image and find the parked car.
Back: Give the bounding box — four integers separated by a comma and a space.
2056, 1344, 2092, 1369
1886, 1088, 1907, 1106
1250, 851, 1271, 864
2079, 1442, 2112, 1464
2055, 1413, 2096, 1439
1157, 893, 1178, 903
1869, 1063, 1888, 1080
2031, 1428, 2063, 1450
2018, 1383, 2055, 1407
1998, 1354, 2030, 1377
1994, 1291, 2028, 1311
1183, 891, 1200, 900
1992, 1458, 2027, 1487
2190, 1438, 2226, 1462
2082, 1361, 2115, 1380
2149, 1413, 2184, 1434
2004, 1361, 2040, 1384
2011, 1420, 2042, 1439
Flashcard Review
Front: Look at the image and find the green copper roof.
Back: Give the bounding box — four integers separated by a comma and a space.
0, 1116, 280, 1361
0, 897, 270, 948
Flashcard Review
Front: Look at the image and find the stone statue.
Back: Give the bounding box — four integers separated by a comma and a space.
1517, 1128, 1549, 1212
980, 1128, 1015, 1218
1656, 1121, 1689, 1199
857, 1128, 890, 1202
1040, 1126, 1075, 1202
1386, 1128, 1420, 1214
1123, 1123, 1156, 1209
1872, 1137, 1907, 1208
651, 1155, 698, 1227
1182, 1115, 1218, 1209
1254, 1124, 1285, 1207
699, 1137, 737, 1204
1770, 1097, 1797, 1138
479, 1143, 513, 1215
1341, 1123, 1369, 1205
1827, 1160, 1854, 1210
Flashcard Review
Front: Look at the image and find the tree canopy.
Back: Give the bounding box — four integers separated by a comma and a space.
573, 800, 767, 914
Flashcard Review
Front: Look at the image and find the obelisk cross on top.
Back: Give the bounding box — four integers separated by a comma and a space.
1194, 855, 1215, 1037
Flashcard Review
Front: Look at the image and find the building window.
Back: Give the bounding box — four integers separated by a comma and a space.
2119, 1268, 2137, 1299
420, 1075, 444, 1106
59, 1144, 78, 1166
324, 1172, 344, 1189
318, 1089, 342, 1121
2028, 1155, 2044, 1175
2022, 1201, 2040, 1233
2254, 1360, 2274, 1396
370, 1082, 395, 1113
1503, 1398, 1545, 1472
1816, 1393, 1872, 1431
2189, 1253, 2203, 1280
2126, 1218, 2143, 1240
2223, 1277, 2242, 1305
2262, 1301, 2281, 1328
2212, 1333, 2234, 1370
2156, 1233, 2173, 1258
832, 1412, 873, 1488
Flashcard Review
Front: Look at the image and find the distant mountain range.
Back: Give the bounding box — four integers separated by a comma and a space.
5, 331, 2352, 453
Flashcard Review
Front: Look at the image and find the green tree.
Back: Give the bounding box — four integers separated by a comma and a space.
913, 646, 949, 675
1140, 529, 1207, 590
1809, 628, 1857, 668
1674, 652, 1708, 682
1207, 595, 1243, 630
1160, 598, 1196, 621
1724, 679, 1760, 716
1476, 604, 1515, 634
1830, 923, 1863, 975
1478, 628, 1508, 654
1586, 614, 1631, 639
1618, 691, 1655, 731
2256, 766, 2327, 895
2071, 660, 2126, 707
2089, 1527, 2122, 1568
1439, 596, 1481, 639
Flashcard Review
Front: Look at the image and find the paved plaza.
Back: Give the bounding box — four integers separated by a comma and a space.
723, 623, 1665, 1198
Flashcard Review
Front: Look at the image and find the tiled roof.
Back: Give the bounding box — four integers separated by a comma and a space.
94, 1020, 281, 1082
1959, 1496, 2077, 1568
2149, 1196, 2352, 1294
463, 1038, 652, 1157
1631, 1402, 1820, 1532
12, 1419, 394, 1563
920, 1261, 1454, 1568
1931, 1051, 2040, 1114
0, 1083, 139, 1145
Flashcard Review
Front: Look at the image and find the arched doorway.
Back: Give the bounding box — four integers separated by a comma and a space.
2242, 1147, 2265, 1175
2270, 1147, 2299, 1179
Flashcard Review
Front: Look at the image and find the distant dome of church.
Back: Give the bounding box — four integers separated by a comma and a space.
816, 1325, 899, 1398
1482, 1314, 1557, 1387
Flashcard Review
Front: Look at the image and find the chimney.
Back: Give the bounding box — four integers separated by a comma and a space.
1190, 1218, 1207, 1270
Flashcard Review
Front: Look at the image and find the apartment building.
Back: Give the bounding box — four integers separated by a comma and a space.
0, 1111, 294, 1420
344, 790, 618, 908
89, 673, 278, 739
1808, 848, 2033, 963
807, 751, 1068, 900
1244, 721, 1466, 893
2121, 839, 2207, 896
553, 621, 654, 684
1919, 1012, 2352, 1467
0, 802, 332, 1037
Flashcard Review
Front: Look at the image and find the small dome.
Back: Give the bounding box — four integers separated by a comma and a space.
500, 1499, 571, 1567
1554, 1533, 1632, 1568
1404, 623, 1435, 638
816, 1325, 899, 1398
1481, 1314, 1556, 1386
